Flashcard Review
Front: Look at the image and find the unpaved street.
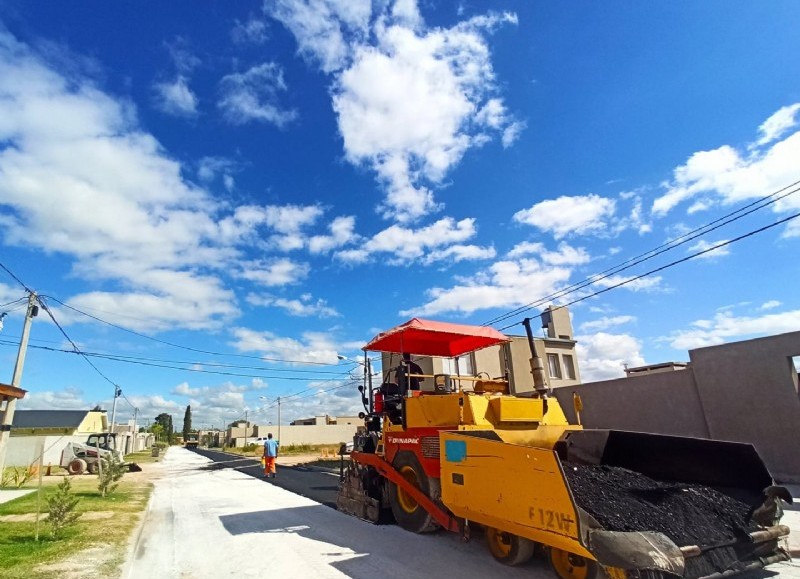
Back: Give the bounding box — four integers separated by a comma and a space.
122, 447, 546, 579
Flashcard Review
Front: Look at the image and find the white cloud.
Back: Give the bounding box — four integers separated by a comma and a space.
579, 315, 635, 333
65, 282, 238, 332
17, 386, 88, 411
666, 309, 800, 350
652, 103, 800, 221
590, 274, 663, 293
513, 194, 616, 239
153, 76, 199, 117
238, 258, 310, 287
267, 0, 371, 74
197, 156, 239, 184
576, 332, 646, 382
309, 216, 358, 254
401, 257, 573, 317
422, 244, 496, 265
218, 63, 298, 127
399, 241, 596, 318
246, 293, 339, 317
264, 204, 323, 250
0, 32, 366, 332
760, 300, 781, 310
172, 382, 201, 396
231, 17, 269, 45
0, 31, 260, 330
335, 217, 483, 264
687, 239, 731, 260
755, 103, 800, 146
269, 2, 520, 222
231, 327, 341, 364
507, 241, 591, 266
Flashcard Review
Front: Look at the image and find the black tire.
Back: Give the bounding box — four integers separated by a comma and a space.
67, 458, 86, 475
486, 527, 535, 566
87, 461, 99, 474
388, 451, 439, 533
548, 547, 599, 579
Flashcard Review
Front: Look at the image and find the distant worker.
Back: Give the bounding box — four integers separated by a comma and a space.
263, 433, 279, 478
397, 352, 423, 393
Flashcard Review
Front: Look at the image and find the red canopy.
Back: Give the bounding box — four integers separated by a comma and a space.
363, 318, 510, 357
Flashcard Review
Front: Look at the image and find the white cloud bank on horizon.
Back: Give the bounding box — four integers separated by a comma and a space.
666, 307, 800, 350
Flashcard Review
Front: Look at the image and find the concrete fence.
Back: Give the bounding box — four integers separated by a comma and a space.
230, 424, 358, 448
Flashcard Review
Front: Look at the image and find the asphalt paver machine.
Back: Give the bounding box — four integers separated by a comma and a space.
337, 317, 792, 579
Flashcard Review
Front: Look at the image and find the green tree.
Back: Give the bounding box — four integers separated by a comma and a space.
46, 477, 81, 539
97, 454, 126, 497
153, 413, 174, 444
182, 405, 192, 440
149, 423, 164, 443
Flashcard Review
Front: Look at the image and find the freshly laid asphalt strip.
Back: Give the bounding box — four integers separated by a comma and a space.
564, 464, 761, 578
191, 447, 342, 508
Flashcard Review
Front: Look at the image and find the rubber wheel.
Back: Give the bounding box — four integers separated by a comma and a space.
388, 451, 439, 533
549, 547, 599, 579
87, 461, 99, 474
486, 527, 535, 566
67, 458, 87, 475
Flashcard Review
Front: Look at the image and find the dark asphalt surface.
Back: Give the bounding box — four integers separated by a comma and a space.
190, 447, 343, 508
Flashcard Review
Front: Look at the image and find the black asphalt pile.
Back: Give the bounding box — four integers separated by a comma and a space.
563, 464, 761, 578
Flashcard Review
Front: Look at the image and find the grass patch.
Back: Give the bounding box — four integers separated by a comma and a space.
224, 443, 345, 457
0, 459, 153, 579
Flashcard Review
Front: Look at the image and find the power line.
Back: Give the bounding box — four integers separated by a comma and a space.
484, 179, 800, 327
0, 261, 33, 293
0, 339, 353, 382
0, 340, 351, 375
497, 210, 800, 331
36, 296, 119, 389
0, 297, 28, 309
43, 295, 341, 366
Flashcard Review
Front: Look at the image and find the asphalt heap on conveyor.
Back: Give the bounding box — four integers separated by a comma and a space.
563, 464, 762, 578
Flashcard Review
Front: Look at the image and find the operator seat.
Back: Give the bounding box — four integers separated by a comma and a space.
379, 382, 403, 423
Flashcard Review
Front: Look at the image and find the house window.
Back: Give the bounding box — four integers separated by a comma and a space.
547, 354, 562, 379
563, 354, 576, 380
442, 354, 474, 376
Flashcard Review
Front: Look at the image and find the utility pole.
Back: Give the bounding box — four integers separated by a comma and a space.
132, 407, 139, 452
0, 292, 38, 474
277, 397, 281, 443
109, 385, 121, 435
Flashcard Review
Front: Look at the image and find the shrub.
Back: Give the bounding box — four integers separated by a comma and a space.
46, 476, 81, 539
0, 465, 37, 488
97, 454, 126, 497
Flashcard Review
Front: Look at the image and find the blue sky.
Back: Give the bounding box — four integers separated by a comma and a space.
0, 1, 798, 430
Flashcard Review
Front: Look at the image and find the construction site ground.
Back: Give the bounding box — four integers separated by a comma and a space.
2, 448, 797, 578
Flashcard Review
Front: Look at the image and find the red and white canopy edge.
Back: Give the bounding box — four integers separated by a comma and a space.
362, 318, 510, 358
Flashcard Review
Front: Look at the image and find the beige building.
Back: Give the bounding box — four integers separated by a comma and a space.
380, 306, 581, 393
7, 409, 110, 468
290, 415, 361, 426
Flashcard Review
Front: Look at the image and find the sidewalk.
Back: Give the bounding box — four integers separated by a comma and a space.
0, 489, 35, 505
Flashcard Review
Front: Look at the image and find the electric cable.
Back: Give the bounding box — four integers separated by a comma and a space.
42, 295, 341, 366
36, 296, 119, 388
0, 261, 33, 293
497, 209, 800, 331
484, 179, 800, 327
